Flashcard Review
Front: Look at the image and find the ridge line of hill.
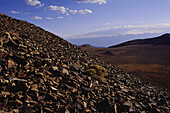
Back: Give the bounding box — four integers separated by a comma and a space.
109, 33, 170, 48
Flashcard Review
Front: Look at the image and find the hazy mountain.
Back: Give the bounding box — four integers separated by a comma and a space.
67, 33, 162, 47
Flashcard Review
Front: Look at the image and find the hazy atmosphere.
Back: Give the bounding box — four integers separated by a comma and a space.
1, 0, 170, 46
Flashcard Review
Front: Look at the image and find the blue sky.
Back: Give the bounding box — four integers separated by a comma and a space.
0, 0, 170, 42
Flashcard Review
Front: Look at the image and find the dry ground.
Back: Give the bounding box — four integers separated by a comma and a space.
80, 44, 170, 92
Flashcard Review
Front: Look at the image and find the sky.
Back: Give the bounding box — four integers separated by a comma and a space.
0, 0, 170, 45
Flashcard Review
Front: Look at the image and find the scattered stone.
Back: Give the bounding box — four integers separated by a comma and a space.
1, 91, 10, 95
82, 86, 93, 92
0, 13, 169, 113
52, 66, 59, 71
123, 101, 132, 107
65, 109, 70, 113
8, 59, 17, 68
62, 68, 69, 75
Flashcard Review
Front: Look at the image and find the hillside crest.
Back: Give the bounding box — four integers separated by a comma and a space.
109, 33, 170, 48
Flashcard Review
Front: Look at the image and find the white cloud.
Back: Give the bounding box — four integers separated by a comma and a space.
123, 29, 163, 35
32, 16, 42, 20
46, 17, 53, 20
10, 11, 30, 15
72, 0, 106, 5
25, 0, 44, 8
93, 23, 170, 33
10, 11, 21, 14
69, 10, 78, 14
65, 23, 170, 39
123, 23, 170, 29
69, 9, 92, 14
45, 5, 67, 14
25, 0, 41, 6
57, 16, 64, 19
45, 5, 93, 15
36, 3, 45, 8
79, 9, 92, 14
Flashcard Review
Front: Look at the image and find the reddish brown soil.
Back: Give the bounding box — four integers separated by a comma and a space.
80, 44, 170, 92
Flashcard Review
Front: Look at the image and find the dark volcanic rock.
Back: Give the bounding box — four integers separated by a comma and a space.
0, 13, 169, 113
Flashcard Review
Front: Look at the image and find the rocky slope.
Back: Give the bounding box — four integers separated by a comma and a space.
0, 13, 169, 113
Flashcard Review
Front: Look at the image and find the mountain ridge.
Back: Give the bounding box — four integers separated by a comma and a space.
109, 33, 170, 48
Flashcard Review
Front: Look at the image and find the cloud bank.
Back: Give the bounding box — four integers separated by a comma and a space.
65, 23, 170, 39
25, 0, 41, 6
69, 9, 92, 14
45, 5, 92, 15
25, 0, 44, 8
45, 5, 67, 14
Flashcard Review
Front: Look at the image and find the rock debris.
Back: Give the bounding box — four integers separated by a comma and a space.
0, 14, 169, 113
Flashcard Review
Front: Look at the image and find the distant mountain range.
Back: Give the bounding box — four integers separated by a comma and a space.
67, 33, 163, 47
